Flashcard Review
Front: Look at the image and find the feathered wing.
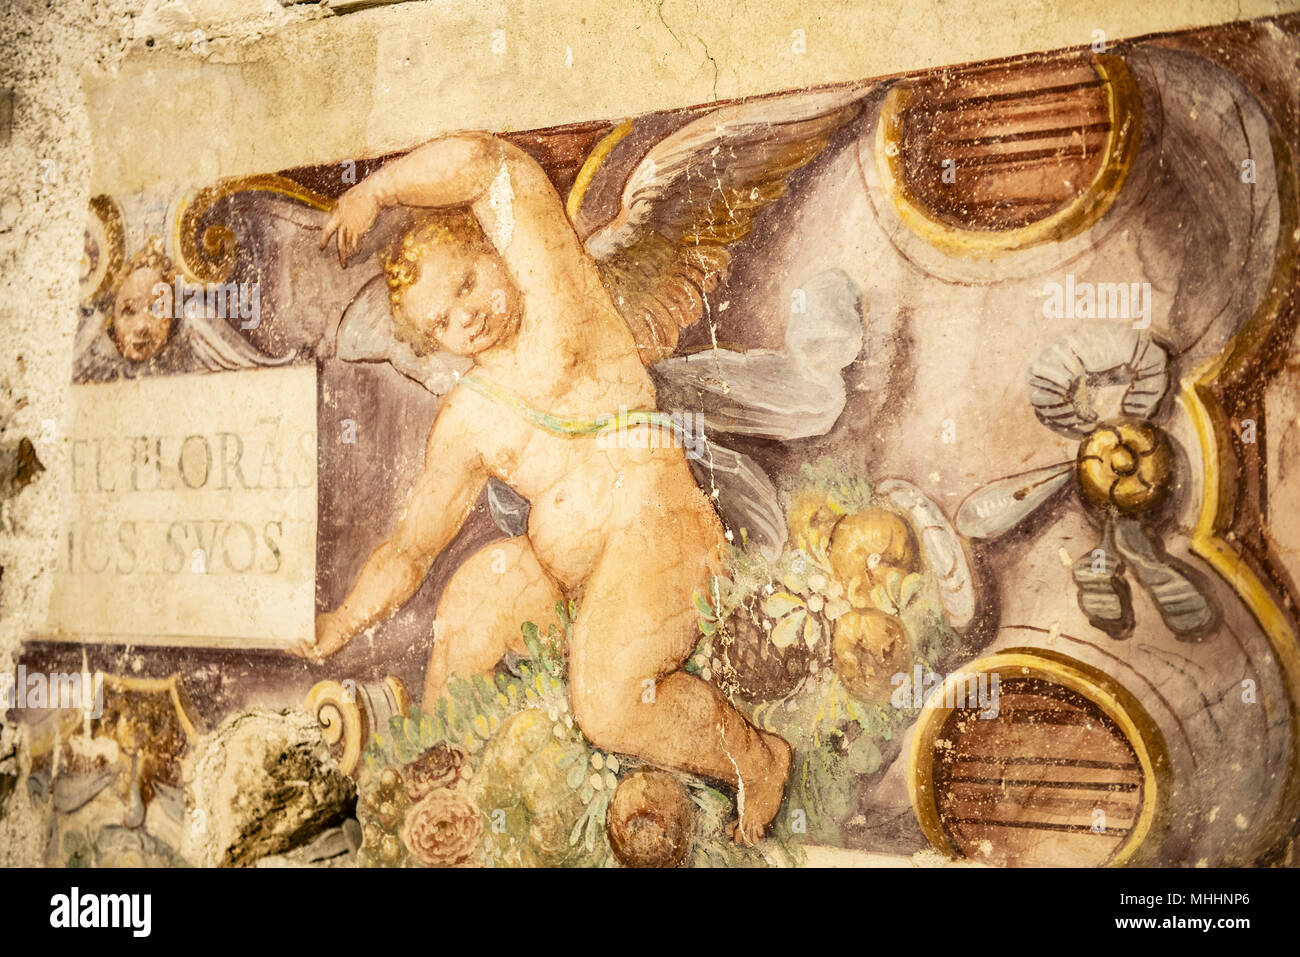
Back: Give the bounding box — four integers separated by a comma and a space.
72, 310, 121, 382
651, 268, 864, 440
687, 441, 787, 560
580, 86, 866, 363
181, 313, 297, 373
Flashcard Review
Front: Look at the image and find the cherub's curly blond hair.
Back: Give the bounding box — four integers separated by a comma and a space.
383, 209, 492, 343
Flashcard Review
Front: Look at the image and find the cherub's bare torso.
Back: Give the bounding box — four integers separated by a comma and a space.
454, 355, 724, 594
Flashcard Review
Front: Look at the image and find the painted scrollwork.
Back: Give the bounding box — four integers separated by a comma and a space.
174, 173, 334, 284
305, 677, 410, 778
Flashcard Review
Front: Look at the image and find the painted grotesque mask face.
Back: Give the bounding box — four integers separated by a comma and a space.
112, 266, 172, 363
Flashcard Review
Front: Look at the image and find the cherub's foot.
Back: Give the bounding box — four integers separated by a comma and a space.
728, 731, 792, 846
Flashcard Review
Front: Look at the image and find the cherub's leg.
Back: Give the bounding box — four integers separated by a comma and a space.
424, 536, 564, 706
567, 536, 792, 845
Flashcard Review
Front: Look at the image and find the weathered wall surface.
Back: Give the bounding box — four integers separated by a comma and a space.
2, 0, 1298, 867
0, 0, 328, 867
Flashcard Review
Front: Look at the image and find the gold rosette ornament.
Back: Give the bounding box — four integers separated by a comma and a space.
1076, 418, 1173, 514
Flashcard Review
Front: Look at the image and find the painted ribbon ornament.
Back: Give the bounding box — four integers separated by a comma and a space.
955, 328, 1214, 640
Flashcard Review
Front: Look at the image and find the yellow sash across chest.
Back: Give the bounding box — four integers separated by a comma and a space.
460, 374, 690, 441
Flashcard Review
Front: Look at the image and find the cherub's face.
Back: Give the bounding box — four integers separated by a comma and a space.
112, 266, 171, 363
399, 243, 521, 357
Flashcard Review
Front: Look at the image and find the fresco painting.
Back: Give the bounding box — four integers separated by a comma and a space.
14, 14, 1300, 869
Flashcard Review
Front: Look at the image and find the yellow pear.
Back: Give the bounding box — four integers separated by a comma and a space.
786, 490, 844, 548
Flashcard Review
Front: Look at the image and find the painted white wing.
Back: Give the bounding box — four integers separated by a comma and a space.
956, 462, 1074, 540
335, 275, 472, 394
688, 439, 786, 561
650, 268, 863, 440
72, 309, 120, 381
1027, 328, 1168, 437
876, 478, 976, 630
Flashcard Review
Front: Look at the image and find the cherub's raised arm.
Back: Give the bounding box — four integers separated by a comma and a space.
366, 133, 503, 212
292, 394, 486, 661
323, 131, 594, 308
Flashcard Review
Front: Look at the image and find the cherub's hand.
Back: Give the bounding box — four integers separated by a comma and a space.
320, 184, 381, 266
287, 611, 349, 663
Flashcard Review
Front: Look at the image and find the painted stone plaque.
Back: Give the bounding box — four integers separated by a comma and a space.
45, 367, 317, 648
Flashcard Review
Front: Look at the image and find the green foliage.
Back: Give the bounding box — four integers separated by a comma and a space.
364, 599, 795, 868
798, 456, 873, 514
685, 781, 799, 868
745, 673, 905, 845
63, 830, 95, 869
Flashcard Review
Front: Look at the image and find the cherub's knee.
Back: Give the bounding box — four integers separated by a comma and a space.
569, 674, 650, 754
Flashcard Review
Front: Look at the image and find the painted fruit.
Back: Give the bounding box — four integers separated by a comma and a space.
473, 709, 594, 867
606, 769, 694, 868
379, 834, 404, 865
829, 509, 918, 587
845, 562, 912, 611
787, 491, 844, 546
832, 610, 912, 704
377, 800, 401, 830
720, 596, 812, 701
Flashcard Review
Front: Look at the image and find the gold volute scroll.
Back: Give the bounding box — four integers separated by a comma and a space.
173, 173, 335, 283
306, 677, 411, 778
306, 679, 366, 778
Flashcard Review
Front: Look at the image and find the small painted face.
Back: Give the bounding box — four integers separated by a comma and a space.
399, 243, 521, 357
112, 266, 172, 363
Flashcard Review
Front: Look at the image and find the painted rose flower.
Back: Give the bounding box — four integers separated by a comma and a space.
402, 788, 483, 868
404, 742, 471, 801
